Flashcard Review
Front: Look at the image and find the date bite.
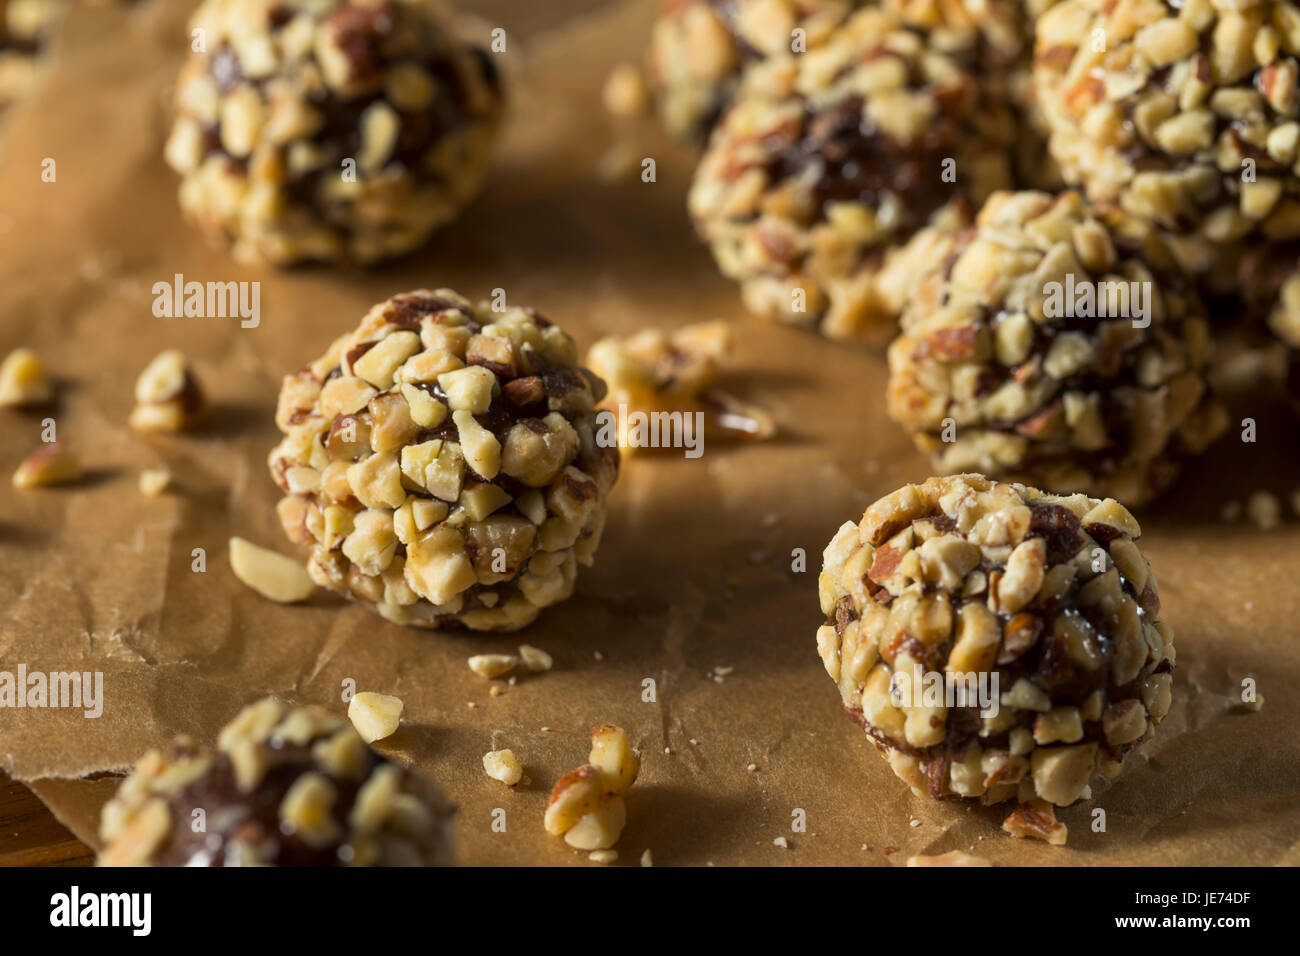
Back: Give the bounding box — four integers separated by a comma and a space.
816, 475, 1175, 811
1035, 0, 1300, 293
163, 0, 503, 265
686, 3, 1020, 342
98, 697, 453, 866
886, 190, 1227, 506
268, 288, 619, 631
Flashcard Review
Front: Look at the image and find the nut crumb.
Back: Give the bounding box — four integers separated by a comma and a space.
139, 468, 171, 497
129, 349, 206, 433
468, 654, 518, 679
596, 143, 639, 183
640, 848, 653, 867
773, 837, 788, 849
544, 724, 638, 852
12, 442, 79, 489
0, 348, 52, 406
483, 748, 524, 785
1247, 491, 1282, 531
589, 849, 618, 864
229, 536, 315, 603
347, 692, 403, 743
587, 321, 775, 454
519, 644, 553, 672
906, 850, 992, 867
1002, 800, 1068, 846
603, 63, 648, 117
1242, 693, 1265, 713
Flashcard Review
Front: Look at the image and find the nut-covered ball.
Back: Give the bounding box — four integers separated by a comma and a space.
164, 0, 503, 265
887, 190, 1227, 506
269, 288, 620, 631
687, 3, 1016, 341
98, 697, 454, 866
816, 474, 1175, 807
646, 0, 861, 142
1035, 0, 1300, 283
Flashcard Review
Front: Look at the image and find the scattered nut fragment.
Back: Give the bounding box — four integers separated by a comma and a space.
586, 321, 775, 453
640, 848, 653, 867
138, 468, 172, 497
603, 63, 649, 117
518, 644, 553, 673
589, 723, 641, 795
483, 748, 524, 786
129, 350, 206, 432
773, 837, 789, 849
347, 692, 403, 743
228, 536, 316, 603
589, 849, 619, 864
564, 794, 627, 850
906, 850, 993, 867
596, 142, 640, 183
1002, 800, 1068, 846
544, 724, 639, 853
1241, 693, 1265, 714
468, 654, 518, 679
0, 348, 52, 406
1246, 491, 1282, 531
12, 441, 79, 488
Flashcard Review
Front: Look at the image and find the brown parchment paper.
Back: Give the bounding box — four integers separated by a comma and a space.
1, 0, 1299, 867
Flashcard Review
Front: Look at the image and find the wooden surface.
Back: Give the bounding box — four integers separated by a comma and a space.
0, 773, 93, 867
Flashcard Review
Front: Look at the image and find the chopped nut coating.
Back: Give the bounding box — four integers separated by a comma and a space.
887, 191, 1225, 506
165, 0, 503, 265
818, 474, 1174, 807
268, 289, 618, 631
98, 697, 453, 866
687, 3, 1022, 341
